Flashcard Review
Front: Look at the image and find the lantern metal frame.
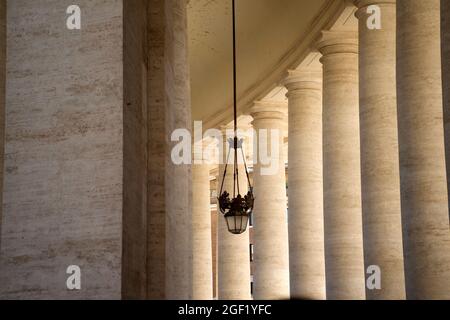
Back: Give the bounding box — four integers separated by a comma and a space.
217, 0, 255, 235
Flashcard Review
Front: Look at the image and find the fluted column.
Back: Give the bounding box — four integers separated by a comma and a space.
317, 31, 365, 300
283, 69, 325, 300
217, 129, 251, 300
355, 0, 405, 300
192, 163, 213, 300
397, 0, 450, 299
250, 101, 290, 300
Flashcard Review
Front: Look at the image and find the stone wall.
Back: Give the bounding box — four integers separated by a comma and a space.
0, 0, 124, 299
0, 0, 192, 300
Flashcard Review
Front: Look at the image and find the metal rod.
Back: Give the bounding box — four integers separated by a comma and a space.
241, 147, 253, 190
232, 0, 237, 135
219, 148, 232, 199
232, 0, 239, 197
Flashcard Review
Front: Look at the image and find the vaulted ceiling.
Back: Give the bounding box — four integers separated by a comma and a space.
187, 0, 351, 127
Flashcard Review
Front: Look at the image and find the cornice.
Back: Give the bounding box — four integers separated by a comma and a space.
202, 0, 355, 130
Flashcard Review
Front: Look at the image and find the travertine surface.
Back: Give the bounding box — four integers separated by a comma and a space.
397, 0, 450, 299
164, 0, 192, 300
147, 0, 166, 300
284, 69, 325, 300
356, 0, 405, 300
123, 0, 148, 299
317, 31, 366, 300
0, 0, 5, 252
211, 206, 218, 298
443, 0, 450, 208
250, 101, 290, 300
0, 0, 124, 299
192, 164, 213, 300
217, 131, 251, 300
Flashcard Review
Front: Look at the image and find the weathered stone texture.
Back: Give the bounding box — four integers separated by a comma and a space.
397, 0, 450, 299
164, 0, 192, 300
217, 135, 251, 300
0, 0, 5, 252
318, 31, 366, 300
284, 69, 325, 300
211, 207, 218, 299
123, 0, 148, 300
250, 102, 290, 300
443, 0, 450, 212
147, 0, 166, 300
191, 164, 213, 300
0, 0, 124, 299
356, 0, 405, 300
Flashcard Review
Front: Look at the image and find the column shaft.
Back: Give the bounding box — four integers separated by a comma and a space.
284, 70, 325, 300
0, 0, 5, 252
397, 0, 450, 299
251, 102, 290, 300
191, 164, 213, 300
147, 0, 166, 299
356, 0, 405, 299
0, 0, 125, 299
217, 133, 251, 300
443, 0, 450, 209
164, 0, 192, 299
318, 32, 366, 300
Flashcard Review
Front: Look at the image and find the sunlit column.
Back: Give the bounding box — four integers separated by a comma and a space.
283, 68, 325, 300
397, 0, 450, 299
192, 161, 213, 300
355, 0, 405, 299
217, 128, 251, 300
317, 31, 366, 300
250, 101, 290, 300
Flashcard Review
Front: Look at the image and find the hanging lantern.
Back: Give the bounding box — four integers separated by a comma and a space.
218, 137, 254, 235
217, 0, 254, 235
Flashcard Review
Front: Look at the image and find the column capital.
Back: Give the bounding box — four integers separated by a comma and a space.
283, 69, 322, 96
354, 0, 395, 9
354, 0, 395, 18
249, 100, 288, 123
316, 31, 358, 57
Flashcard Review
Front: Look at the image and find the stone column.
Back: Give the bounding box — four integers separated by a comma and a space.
397, 0, 450, 299
250, 101, 290, 300
0, 0, 5, 252
164, 0, 192, 300
147, 0, 193, 300
217, 129, 251, 300
355, 0, 405, 300
0, 0, 193, 300
191, 163, 213, 300
317, 31, 366, 300
211, 203, 219, 299
283, 69, 325, 300
0, 0, 126, 299
443, 0, 450, 208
